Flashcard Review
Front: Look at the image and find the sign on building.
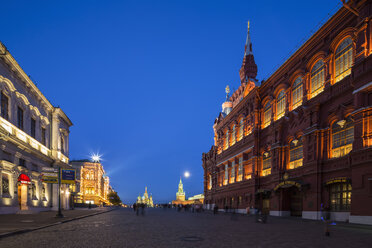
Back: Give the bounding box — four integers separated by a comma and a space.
41, 167, 58, 184
61, 169, 76, 184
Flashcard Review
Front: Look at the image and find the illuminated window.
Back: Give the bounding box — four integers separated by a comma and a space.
310, 60, 325, 98
208, 174, 212, 190
224, 130, 229, 150
263, 102, 271, 128
2, 174, 9, 195
230, 161, 235, 183
224, 164, 228, 185
289, 138, 303, 169
262, 152, 271, 176
332, 117, 354, 158
237, 157, 243, 181
231, 124, 236, 145
335, 37, 353, 83
276, 90, 286, 120
330, 183, 351, 211
238, 118, 244, 141
292, 77, 303, 109
1, 92, 9, 120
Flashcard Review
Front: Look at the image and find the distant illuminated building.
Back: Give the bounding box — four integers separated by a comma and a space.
136, 187, 154, 207
71, 159, 111, 205
172, 178, 204, 205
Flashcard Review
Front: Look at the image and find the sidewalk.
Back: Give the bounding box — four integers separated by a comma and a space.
0, 207, 116, 238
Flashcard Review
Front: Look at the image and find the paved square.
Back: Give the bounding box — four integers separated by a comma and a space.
0, 209, 371, 248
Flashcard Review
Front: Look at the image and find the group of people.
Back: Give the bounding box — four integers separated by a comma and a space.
132, 203, 146, 216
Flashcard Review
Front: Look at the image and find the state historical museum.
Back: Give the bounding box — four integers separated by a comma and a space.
202, 0, 372, 225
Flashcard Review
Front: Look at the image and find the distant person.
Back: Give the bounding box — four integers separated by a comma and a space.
213, 205, 218, 215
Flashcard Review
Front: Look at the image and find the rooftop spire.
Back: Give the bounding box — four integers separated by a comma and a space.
244, 21, 252, 56
239, 20, 257, 83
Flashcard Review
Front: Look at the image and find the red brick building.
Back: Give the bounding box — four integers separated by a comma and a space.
202, 0, 372, 225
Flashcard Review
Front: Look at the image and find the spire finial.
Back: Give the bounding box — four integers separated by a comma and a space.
225, 85, 230, 101
248, 20, 250, 33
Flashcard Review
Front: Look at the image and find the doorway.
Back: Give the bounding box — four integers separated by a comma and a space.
17, 183, 28, 210
289, 187, 302, 217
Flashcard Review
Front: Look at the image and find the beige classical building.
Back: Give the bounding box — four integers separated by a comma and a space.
71, 160, 110, 205
0, 42, 73, 214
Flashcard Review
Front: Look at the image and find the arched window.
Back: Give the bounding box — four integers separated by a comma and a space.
263, 102, 271, 128
224, 129, 229, 150
276, 90, 286, 120
335, 37, 353, 83
231, 124, 236, 145
310, 60, 325, 98
238, 118, 244, 141
262, 151, 271, 176
289, 138, 303, 169
331, 117, 354, 158
292, 77, 303, 109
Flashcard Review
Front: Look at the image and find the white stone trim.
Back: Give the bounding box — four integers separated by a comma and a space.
270, 210, 290, 217
302, 211, 321, 220
330, 212, 350, 222
349, 215, 372, 225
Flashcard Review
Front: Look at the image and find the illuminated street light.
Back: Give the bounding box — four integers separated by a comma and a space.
184, 171, 190, 178
91, 153, 101, 162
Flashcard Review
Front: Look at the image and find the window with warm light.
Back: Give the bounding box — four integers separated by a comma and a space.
310, 60, 325, 98
262, 152, 271, 176
292, 77, 303, 109
263, 102, 271, 128
237, 157, 243, 181
332, 117, 354, 158
229, 161, 235, 183
224, 164, 228, 185
330, 183, 351, 211
208, 174, 212, 190
276, 90, 285, 120
335, 37, 353, 83
238, 118, 244, 141
224, 129, 229, 150
231, 124, 236, 146
289, 138, 303, 169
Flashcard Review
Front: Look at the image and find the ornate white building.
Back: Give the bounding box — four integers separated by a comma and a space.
0, 42, 73, 214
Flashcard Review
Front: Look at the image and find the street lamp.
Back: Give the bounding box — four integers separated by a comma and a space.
184, 171, 190, 178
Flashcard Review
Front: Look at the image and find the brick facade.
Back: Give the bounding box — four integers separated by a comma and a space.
202, 0, 372, 224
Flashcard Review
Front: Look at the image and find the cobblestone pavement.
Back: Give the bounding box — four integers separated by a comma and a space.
0, 207, 111, 235
0, 208, 371, 248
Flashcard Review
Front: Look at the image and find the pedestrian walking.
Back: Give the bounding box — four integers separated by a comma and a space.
213, 205, 218, 215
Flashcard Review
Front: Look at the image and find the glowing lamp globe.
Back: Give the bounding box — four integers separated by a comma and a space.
184, 171, 190, 178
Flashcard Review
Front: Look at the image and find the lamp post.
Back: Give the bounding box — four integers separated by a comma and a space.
56, 168, 64, 218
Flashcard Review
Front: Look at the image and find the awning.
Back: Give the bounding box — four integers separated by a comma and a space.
18, 174, 31, 184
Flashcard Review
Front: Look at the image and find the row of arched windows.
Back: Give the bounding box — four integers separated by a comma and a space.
263, 37, 354, 128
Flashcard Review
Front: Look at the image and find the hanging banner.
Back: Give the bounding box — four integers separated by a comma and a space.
61, 169, 76, 184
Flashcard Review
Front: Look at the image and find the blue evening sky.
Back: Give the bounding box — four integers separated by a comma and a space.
2, 0, 341, 203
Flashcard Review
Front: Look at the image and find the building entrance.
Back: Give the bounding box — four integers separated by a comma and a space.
289, 187, 302, 217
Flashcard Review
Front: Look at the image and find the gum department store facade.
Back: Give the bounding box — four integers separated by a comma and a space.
0, 42, 73, 214
202, 0, 372, 225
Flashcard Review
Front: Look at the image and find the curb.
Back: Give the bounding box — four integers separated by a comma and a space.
0, 208, 117, 240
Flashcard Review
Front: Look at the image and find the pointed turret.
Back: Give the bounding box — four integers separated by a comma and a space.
239, 21, 257, 83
